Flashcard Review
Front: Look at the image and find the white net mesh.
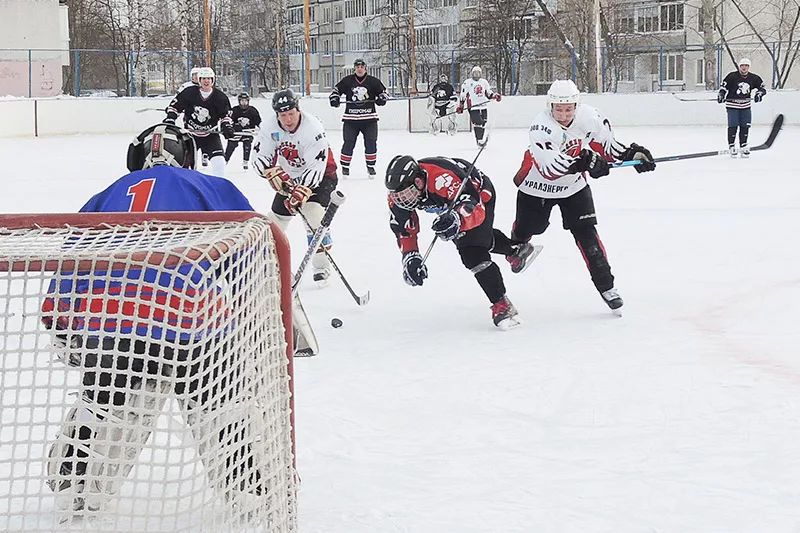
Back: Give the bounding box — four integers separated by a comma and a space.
0, 215, 296, 532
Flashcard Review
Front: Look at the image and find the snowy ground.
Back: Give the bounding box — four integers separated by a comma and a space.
1, 121, 800, 532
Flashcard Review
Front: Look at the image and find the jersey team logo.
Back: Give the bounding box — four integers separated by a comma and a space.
352, 86, 369, 101
563, 138, 582, 157
192, 107, 210, 124
278, 141, 305, 168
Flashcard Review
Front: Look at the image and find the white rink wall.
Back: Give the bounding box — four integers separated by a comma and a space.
0, 91, 795, 138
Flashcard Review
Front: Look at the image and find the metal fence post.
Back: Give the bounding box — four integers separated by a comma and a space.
244, 51, 250, 91
601, 46, 606, 92
129, 51, 135, 96
450, 49, 455, 86
571, 49, 576, 82
510, 50, 516, 95
74, 50, 80, 97
772, 41, 777, 88
300, 49, 306, 95
391, 50, 395, 96
28, 49, 33, 98
659, 46, 664, 92
186, 51, 191, 80
717, 44, 722, 88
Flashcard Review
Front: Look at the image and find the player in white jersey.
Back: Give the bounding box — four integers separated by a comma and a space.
253, 88, 339, 285
177, 66, 201, 93
456, 66, 501, 146
508, 79, 656, 315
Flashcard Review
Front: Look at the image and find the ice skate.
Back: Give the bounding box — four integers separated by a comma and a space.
600, 287, 623, 316
491, 296, 521, 330
729, 145, 738, 158
506, 243, 543, 274
242, 160, 249, 170
367, 166, 376, 178
201, 153, 209, 167
341, 167, 349, 178
740, 145, 750, 158
313, 267, 330, 287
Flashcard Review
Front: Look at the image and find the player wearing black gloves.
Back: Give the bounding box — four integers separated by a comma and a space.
510, 79, 656, 316
329, 58, 389, 177
163, 67, 233, 177
224, 92, 262, 170
718, 58, 766, 158
385, 155, 524, 330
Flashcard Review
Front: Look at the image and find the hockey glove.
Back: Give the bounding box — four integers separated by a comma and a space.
284, 184, 313, 214
569, 149, 610, 179
621, 143, 656, 174
431, 210, 463, 241
376, 94, 388, 106
717, 89, 727, 104
754, 88, 766, 103
260, 166, 291, 193
455, 104, 464, 114
494, 94, 502, 102
402, 251, 428, 287
329, 94, 341, 108
221, 121, 235, 139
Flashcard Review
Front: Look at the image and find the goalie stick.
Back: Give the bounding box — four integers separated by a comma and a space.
614, 114, 784, 168
294, 207, 370, 306
291, 190, 346, 294
421, 139, 490, 265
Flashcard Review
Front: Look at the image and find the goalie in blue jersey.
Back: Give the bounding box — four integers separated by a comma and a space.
42, 124, 313, 512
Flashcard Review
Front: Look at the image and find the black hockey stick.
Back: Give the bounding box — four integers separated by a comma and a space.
292, 190, 346, 294
421, 140, 489, 266
295, 206, 370, 306
614, 114, 784, 169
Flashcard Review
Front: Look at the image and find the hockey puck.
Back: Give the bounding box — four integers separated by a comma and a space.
331, 318, 343, 328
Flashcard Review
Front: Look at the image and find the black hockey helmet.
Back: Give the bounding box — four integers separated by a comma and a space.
354, 58, 367, 67
238, 92, 250, 104
272, 89, 299, 113
126, 123, 196, 172
385, 155, 425, 210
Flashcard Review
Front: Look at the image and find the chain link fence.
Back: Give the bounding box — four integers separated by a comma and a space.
1, 42, 793, 99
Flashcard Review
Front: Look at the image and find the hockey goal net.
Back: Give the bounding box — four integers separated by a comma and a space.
407, 95, 472, 134
0, 212, 297, 533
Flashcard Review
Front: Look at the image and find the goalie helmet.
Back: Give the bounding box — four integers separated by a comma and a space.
385, 155, 425, 210
471, 66, 482, 80
126, 124, 196, 172
272, 88, 299, 113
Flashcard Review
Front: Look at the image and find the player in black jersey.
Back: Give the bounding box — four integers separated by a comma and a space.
164, 67, 234, 177
224, 93, 262, 170
329, 58, 389, 177
718, 58, 766, 158
427, 75, 458, 135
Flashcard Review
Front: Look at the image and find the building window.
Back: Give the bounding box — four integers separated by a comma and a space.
311, 37, 318, 54
287, 6, 303, 25
696, 58, 704, 84
324, 40, 330, 55
416, 26, 439, 46
533, 59, 553, 81
345, 0, 367, 18
697, 5, 704, 31
336, 38, 343, 54
637, 6, 658, 33
660, 3, 684, 31
664, 54, 683, 80
617, 9, 634, 34
619, 56, 635, 82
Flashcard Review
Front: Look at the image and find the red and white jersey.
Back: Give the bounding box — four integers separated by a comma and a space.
254, 111, 332, 189
459, 77, 496, 109
514, 104, 627, 199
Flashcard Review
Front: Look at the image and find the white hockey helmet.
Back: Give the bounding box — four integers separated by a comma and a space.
739, 57, 751, 67
197, 67, 215, 80
547, 79, 580, 106
190, 66, 201, 77
471, 66, 482, 79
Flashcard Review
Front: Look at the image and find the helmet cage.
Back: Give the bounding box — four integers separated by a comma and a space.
388, 184, 422, 210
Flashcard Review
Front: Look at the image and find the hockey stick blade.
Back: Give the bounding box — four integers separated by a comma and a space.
295, 207, 370, 306
613, 114, 784, 168
671, 93, 717, 102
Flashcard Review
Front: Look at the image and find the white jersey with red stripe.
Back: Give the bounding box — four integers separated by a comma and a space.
253, 111, 333, 190
514, 104, 628, 199
459, 78, 496, 109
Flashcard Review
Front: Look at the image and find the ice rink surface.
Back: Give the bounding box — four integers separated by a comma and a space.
1, 120, 800, 532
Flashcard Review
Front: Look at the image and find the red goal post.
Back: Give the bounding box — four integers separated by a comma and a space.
0, 212, 297, 532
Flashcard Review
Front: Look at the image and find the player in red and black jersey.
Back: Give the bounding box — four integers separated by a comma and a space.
329, 58, 389, 177
385, 155, 528, 330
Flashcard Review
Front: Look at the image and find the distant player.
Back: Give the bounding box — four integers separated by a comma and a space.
509, 79, 656, 316
456, 66, 501, 146
427, 75, 458, 135
254, 88, 339, 286
718, 58, 766, 158
224, 92, 262, 170
176, 66, 201, 93
329, 58, 389, 177
41, 124, 274, 512
385, 154, 527, 330
164, 67, 234, 177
